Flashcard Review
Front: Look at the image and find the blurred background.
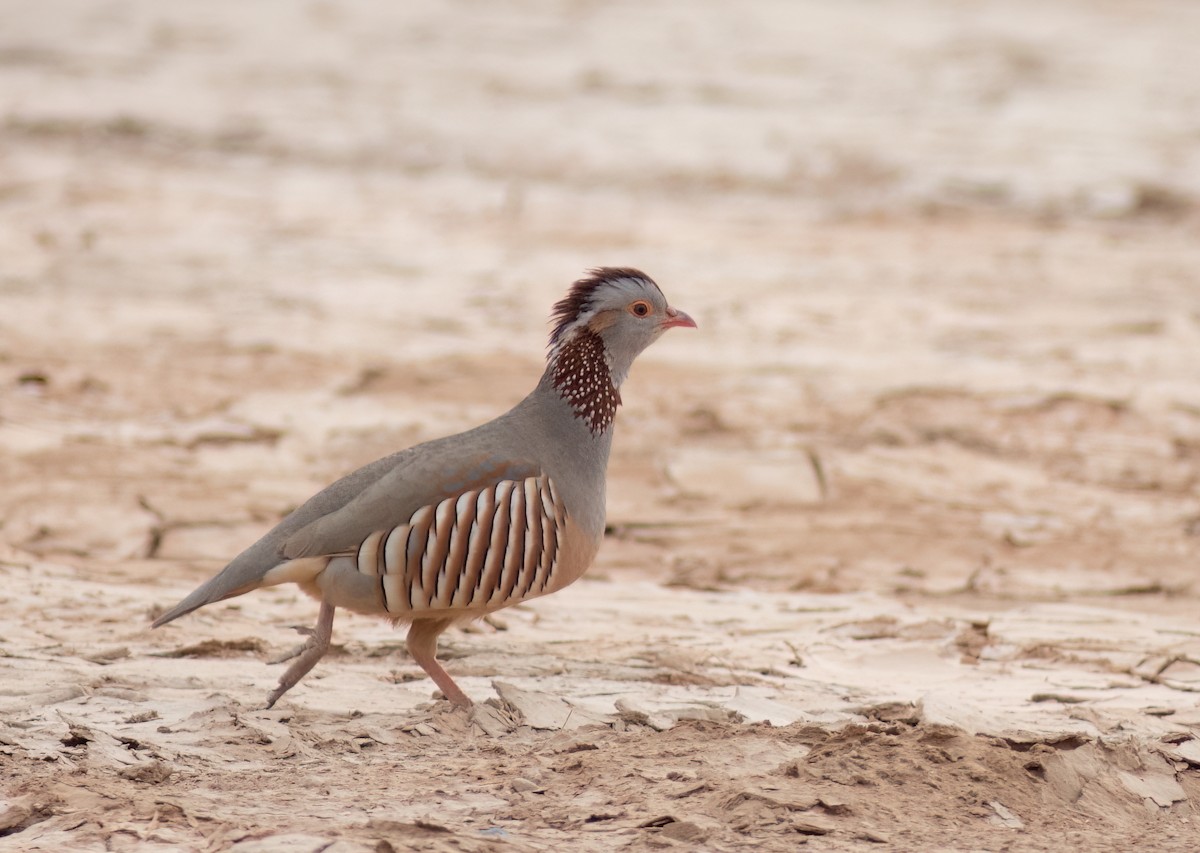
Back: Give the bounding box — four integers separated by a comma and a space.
4, 3, 1200, 848
2, 0, 1199, 612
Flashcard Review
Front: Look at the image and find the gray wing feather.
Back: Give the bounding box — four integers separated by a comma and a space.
152, 421, 538, 627
283, 433, 539, 560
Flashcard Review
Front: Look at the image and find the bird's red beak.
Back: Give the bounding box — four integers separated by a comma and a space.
661, 307, 697, 330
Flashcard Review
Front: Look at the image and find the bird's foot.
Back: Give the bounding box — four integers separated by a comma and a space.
263, 602, 335, 709
267, 624, 318, 665
433, 688, 474, 709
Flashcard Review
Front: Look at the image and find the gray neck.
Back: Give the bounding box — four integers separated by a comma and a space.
495, 339, 623, 538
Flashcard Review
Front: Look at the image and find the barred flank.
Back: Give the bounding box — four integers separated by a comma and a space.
353, 475, 567, 614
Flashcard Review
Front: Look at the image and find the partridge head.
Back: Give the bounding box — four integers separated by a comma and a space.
152, 268, 695, 708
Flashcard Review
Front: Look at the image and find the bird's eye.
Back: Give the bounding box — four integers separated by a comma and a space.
629, 301, 651, 317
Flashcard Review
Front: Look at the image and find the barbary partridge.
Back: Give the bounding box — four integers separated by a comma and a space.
152, 268, 695, 707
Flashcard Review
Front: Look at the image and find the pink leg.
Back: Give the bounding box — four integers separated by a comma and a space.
266, 600, 335, 708
406, 618, 472, 707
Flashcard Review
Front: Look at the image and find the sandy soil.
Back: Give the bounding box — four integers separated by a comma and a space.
3, 1, 1200, 850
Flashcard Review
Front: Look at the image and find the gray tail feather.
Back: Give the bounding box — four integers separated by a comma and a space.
150, 445, 404, 628
151, 540, 280, 628
151, 582, 228, 627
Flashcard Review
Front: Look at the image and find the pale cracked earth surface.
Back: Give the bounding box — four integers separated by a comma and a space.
2, 1, 1200, 851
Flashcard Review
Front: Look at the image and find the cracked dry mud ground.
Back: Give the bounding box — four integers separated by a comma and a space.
3, 1, 1200, 850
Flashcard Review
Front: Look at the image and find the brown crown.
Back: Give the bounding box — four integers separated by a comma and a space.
548, 267, 656, 347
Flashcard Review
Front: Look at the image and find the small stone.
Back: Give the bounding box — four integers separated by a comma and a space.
660, 820, 705, 842
986, 800, 1025, 830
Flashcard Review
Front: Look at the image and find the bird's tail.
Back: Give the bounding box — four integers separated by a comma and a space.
151, 551, 327, 627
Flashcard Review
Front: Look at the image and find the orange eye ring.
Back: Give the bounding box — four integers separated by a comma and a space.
628, 301, 652, 317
